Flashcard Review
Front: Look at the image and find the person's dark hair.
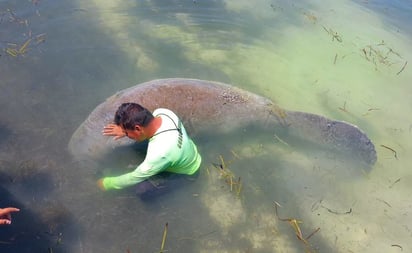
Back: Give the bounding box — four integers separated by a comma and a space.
114, 103, 154, 129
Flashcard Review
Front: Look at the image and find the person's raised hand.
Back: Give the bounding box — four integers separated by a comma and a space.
102, 123, 126, 140
0, 207, 20, 225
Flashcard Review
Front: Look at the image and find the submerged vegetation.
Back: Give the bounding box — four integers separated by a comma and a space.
1, 7, 46, 58
360, 40, 407, 73
210, 155, 243, 197
274, 201, 320, 253
5, 34, 46, 57
124, 222, 169, 253
322, 25, 343, 43
159, 222, 168, 253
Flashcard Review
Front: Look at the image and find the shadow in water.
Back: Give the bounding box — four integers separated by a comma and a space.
0, 170, 80, 253
0, 124, 11, 146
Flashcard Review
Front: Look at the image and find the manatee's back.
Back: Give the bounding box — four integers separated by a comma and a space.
69, 78, 376, 166
112, 78, 274, 131
68, 78, 276, 161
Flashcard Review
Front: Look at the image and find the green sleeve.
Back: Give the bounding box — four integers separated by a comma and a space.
102, 156, 171, 190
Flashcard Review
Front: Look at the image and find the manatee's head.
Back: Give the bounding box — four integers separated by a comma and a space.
323, 120, 377, 165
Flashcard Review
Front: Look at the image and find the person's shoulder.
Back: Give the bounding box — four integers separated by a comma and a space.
153, 108, 177, 117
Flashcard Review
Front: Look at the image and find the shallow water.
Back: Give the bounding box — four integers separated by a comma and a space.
0, 0, 411, 252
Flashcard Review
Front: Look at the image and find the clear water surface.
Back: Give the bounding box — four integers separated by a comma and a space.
0, 0, 411, 252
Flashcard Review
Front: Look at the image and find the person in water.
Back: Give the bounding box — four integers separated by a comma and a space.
97, 102, 202, 193
0, 207, 19, 225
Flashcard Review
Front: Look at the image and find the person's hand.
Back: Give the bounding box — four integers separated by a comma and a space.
97, 178, 106, 191
102, 123, 126, 140
0, 207, 20, 225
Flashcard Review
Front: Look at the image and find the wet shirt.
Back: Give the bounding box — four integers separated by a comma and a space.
102, 108, 202, 190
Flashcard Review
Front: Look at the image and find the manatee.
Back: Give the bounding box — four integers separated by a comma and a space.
68, 78, 377, 166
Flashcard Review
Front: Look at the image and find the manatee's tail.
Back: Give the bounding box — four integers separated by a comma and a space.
279, 111, 377, 166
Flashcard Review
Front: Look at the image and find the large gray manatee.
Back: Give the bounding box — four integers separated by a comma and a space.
69, 78, 377, 166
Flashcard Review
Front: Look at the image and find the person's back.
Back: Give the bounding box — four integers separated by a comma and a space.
150, 108, 201, 175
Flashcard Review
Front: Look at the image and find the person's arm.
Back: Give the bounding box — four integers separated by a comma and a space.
0, 207, 20, 225
98, 156, 171, 190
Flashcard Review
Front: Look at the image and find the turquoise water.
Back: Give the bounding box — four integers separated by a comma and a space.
0, 0, 411, 252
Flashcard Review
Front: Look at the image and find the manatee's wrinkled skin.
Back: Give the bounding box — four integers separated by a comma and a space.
68, 78, 377, 165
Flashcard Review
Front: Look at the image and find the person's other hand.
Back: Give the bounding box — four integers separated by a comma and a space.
102, 123, 126, 140
0, 207, 20, 225
97, 178, 106, 191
